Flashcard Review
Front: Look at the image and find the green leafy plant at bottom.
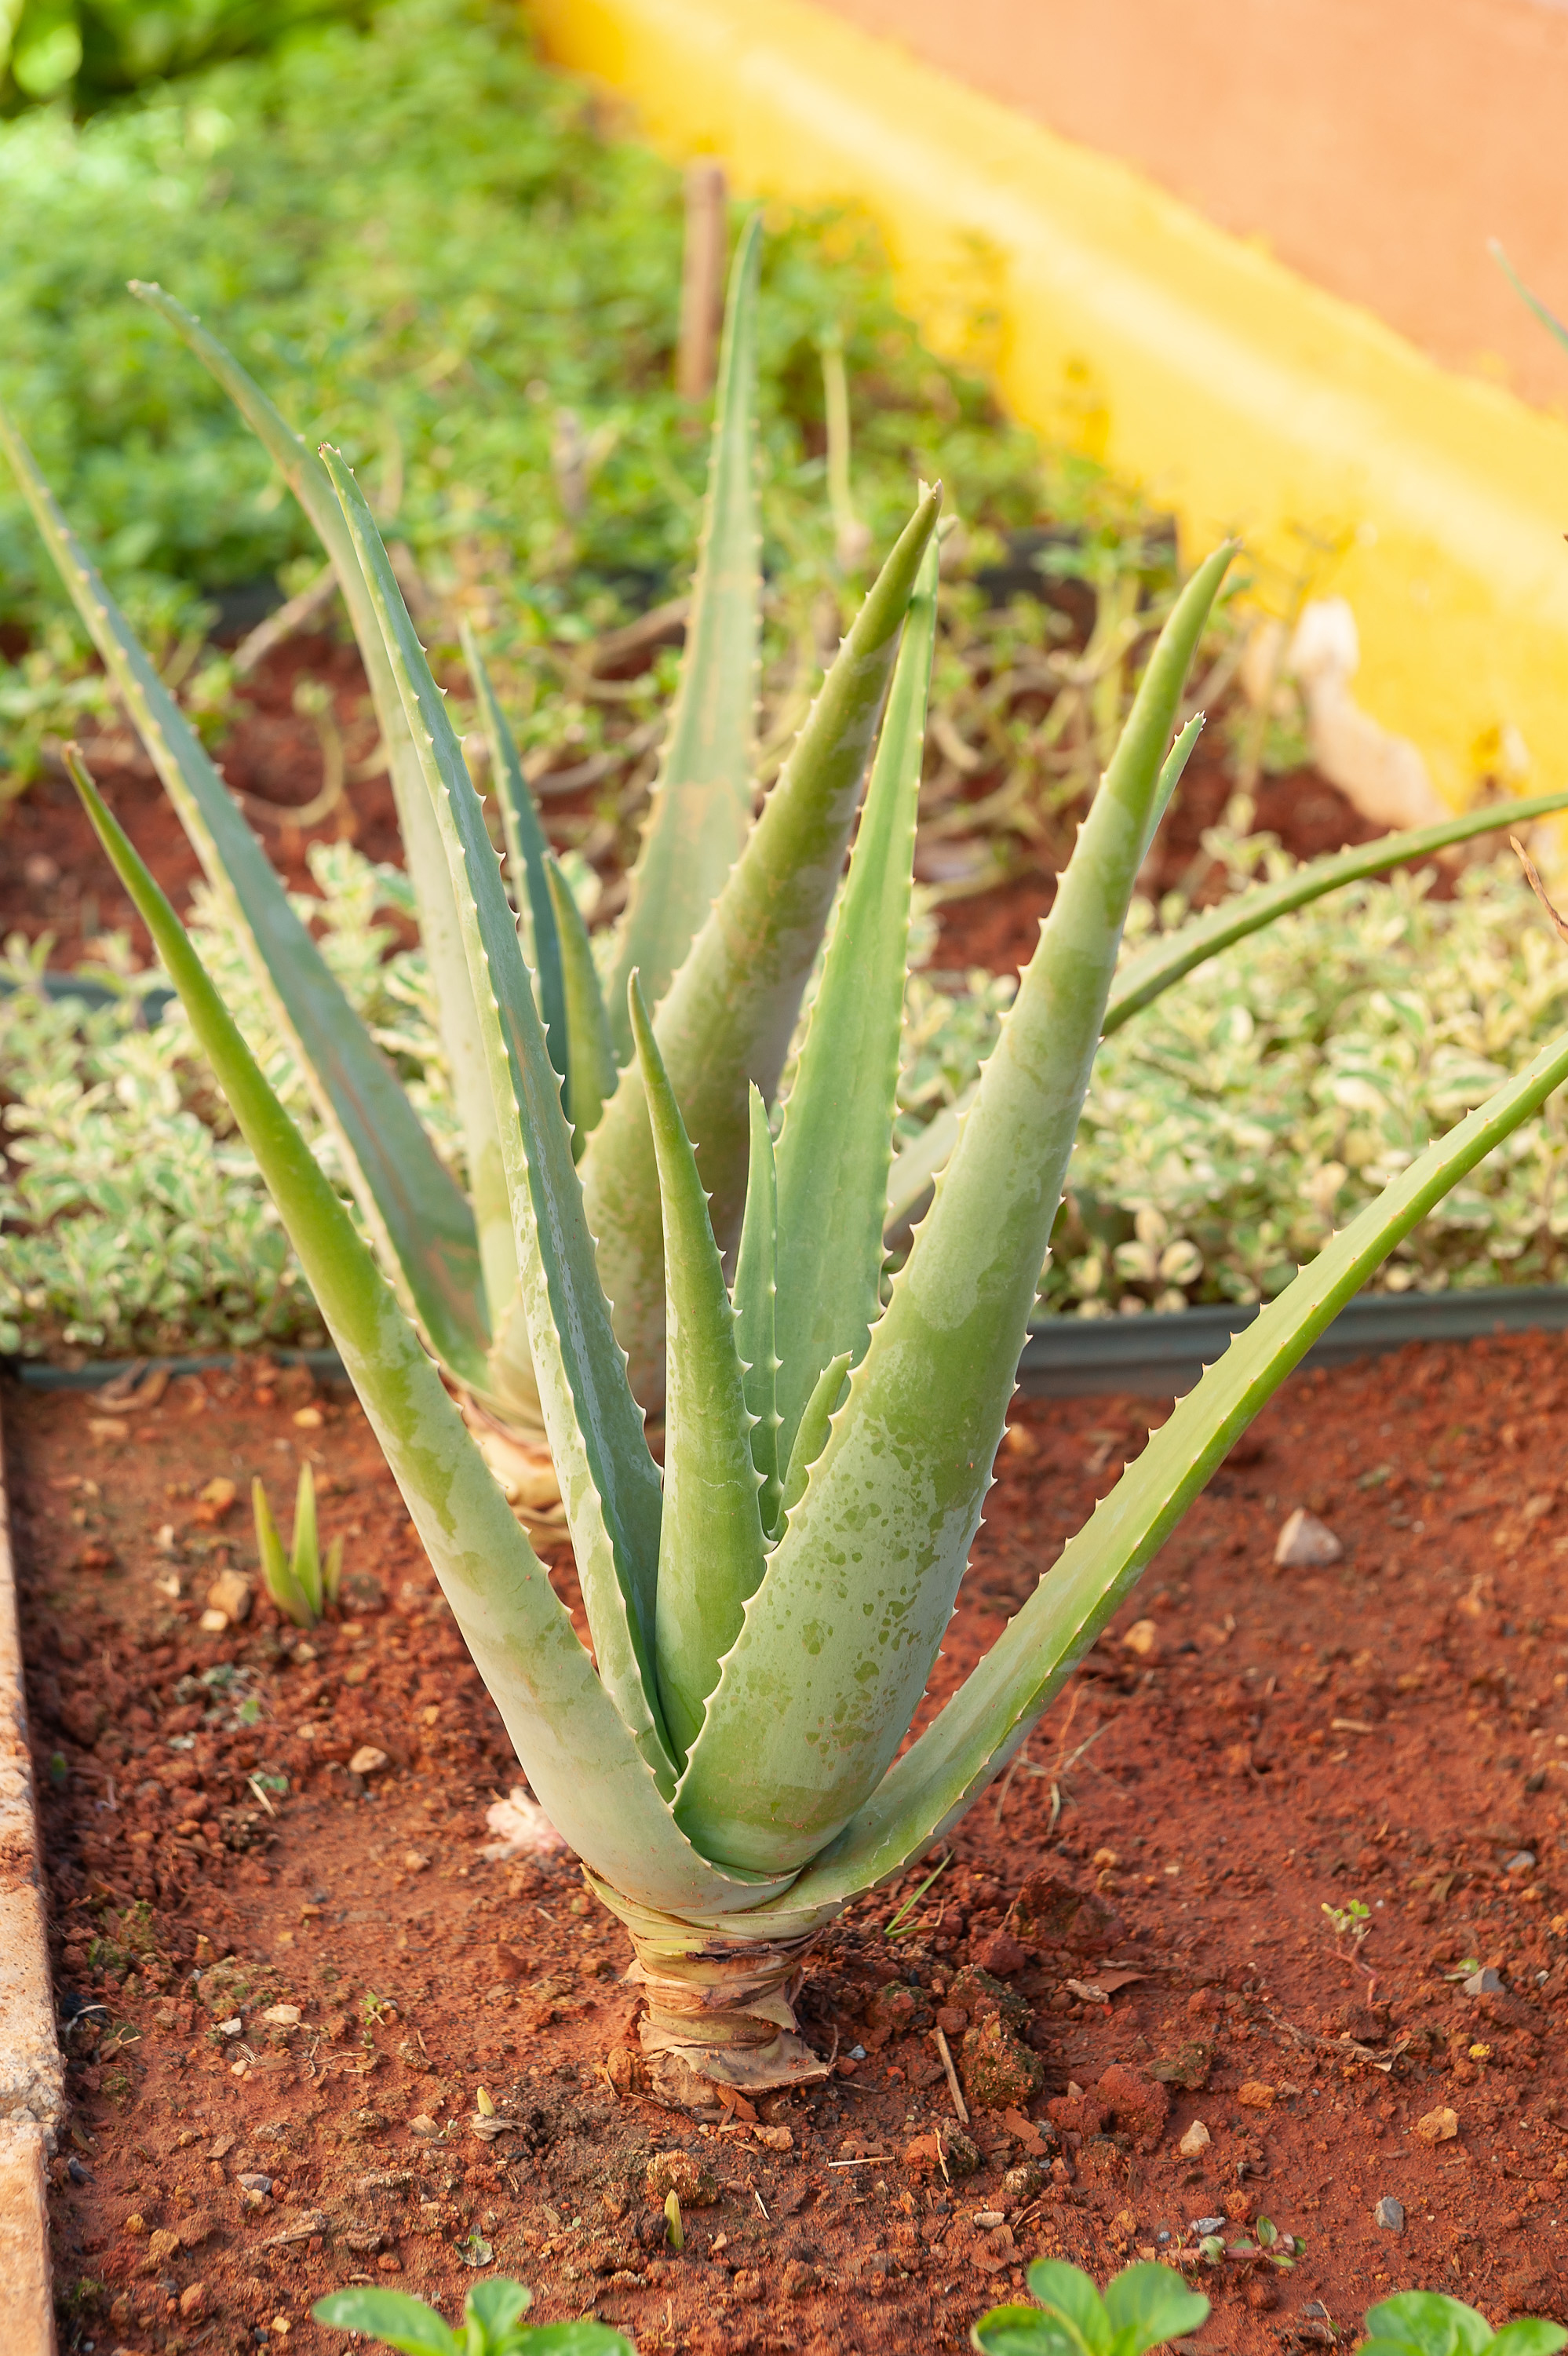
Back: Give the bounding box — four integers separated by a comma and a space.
1361, 2292, 1567, 2356
312, 2278, 631, 2356
972, 2258, 1210, 2356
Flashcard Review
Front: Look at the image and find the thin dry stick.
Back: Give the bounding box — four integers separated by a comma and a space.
1512, 833, 1568, 943
932, 2026, 969, 2126
677, 161, 727, 403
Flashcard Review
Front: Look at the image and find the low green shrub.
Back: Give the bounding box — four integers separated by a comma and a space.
0, 0, 1052, 787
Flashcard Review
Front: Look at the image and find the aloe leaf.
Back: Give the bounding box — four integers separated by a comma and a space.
1491, 240, 1568, 360
253, 1479, 312, 1627
0, 399, 491, 1393
69, 750, 793, 1913
605, 215, 761, 1059
582, 485, 943, 1404
772, 535, 936, 1467
1108, 781, 1568, 1031
884, 779, 1568, 1234
291, 1461, 323, 1619
462, 616, 568, 1090
677, 545, 1233, 1871
733, 1086, 782, 1537
546, 855, 618, 1151
779, 1007, 1568, 1920
126, 281, 518, 1334
323, 1535, 344, 1607
778, 1350, 851, 1523
629, 979, 767, 1767
1142, 710, 1204, 858
320, 450, 676, 1787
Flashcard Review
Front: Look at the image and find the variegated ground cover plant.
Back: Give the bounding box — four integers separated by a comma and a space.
13, 226, 1568, 2095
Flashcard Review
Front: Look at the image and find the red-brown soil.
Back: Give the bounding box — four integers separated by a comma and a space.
11, 1329, 1568, 2354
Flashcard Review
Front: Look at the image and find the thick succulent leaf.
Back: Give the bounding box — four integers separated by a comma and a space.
462, 617, 568, 1090
630, 980, 767, 1766
0, 399, 491, 1392
733, 1086, 782, 1538
884, 779, 1568, 1233
772, 535, 937, 1468
67, 754, 789, 1916
605, 216, 761, 1059
291, 1461, 323, 1619
676, 546, 1233, 1872
774, 1005, 1568, 1924
547, 856, 618, 1151
778, 1350, 851, 1523
582, 486, 943, 1406
127, 281, 517, 1333
321, 450, 675, 1788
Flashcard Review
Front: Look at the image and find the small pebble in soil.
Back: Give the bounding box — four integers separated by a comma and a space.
1274, 1507, 1342, 1567
1178, 2121, 1211, 2157
1373, 2197, 1405, 2233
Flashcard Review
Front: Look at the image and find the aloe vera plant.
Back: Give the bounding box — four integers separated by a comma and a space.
60, 414, 1568, 2096
4, 227, 1558, 1493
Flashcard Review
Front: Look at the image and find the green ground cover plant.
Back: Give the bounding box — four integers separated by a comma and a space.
972, 2268, 1568, 2356
0, 1, 359, 112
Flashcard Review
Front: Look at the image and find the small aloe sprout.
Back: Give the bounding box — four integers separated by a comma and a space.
1359, 2290, 1568, 2356
972, 2257, 1210, 2356
312, 2278, 632, 2356
252, 1463, 341, 1627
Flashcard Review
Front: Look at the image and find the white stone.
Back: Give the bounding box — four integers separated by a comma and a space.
1274, 1507, 1343, 1568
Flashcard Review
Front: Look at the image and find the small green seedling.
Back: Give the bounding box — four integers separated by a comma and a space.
972, 2258, 1210, 2356
1195, 2216, 1301, 2273
664, 2189, 684, 2252
253, 1461, 341, 1626
1322, 1898, 1372, 1952
886, 1847, 953, 1938
313, 2278, 633, 2356
1359, 2289, 1568, 2356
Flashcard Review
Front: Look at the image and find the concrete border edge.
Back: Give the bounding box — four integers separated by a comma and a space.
0, 1397, 64, 2356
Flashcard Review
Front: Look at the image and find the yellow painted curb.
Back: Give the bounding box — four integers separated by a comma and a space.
531, 0, 1568, 808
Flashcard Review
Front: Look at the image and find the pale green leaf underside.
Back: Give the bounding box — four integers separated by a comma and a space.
462, 617, 569, 1092
68, 755, 784, 1916
675, 548, 1234, 1873
547, 855, 618, 1152
606, 213, 762, 1059
321, 448, 675, 1789
733, 1085, 782, 1538
632, 979, 767, 1766
772, 533, 938, 1471
0, 397, 490, 1393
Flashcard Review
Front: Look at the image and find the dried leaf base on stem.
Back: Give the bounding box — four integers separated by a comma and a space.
590, 1880, 831, 2099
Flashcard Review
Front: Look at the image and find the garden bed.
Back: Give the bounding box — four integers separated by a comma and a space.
12, 1326, 1568, 2354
